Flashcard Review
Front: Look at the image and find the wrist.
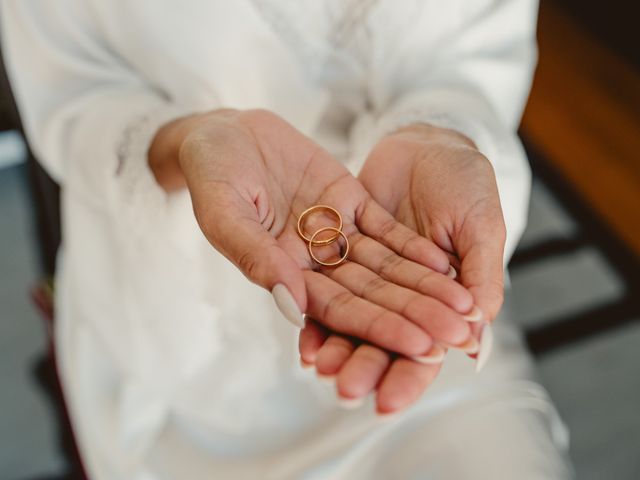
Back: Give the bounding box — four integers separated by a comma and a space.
148, 112, 208, 192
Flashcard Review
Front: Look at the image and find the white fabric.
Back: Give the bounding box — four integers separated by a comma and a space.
2, 0, 573, 478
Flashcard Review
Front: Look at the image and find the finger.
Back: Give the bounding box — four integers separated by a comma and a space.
458, 240, 505, 322
299, 318, 330, 364
304, 270, 432, 356
376, 358, 442, 415
192, 187, 308, 318
347, 233, 474, 314
464, 320, 494, 373
323, 261, 471, 346
446, 254, 461, 276
315, 335, 356, 377
336, 344, 392, 400
357, 197, 450, 274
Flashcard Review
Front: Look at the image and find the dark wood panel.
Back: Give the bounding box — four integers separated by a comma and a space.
521, 1, 640, 257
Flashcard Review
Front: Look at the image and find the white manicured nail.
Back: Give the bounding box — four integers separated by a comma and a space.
337, 395, 364, 409
447, 265, 457, 279
272, 284, 304, 328
317, 373, 336, 386
300, 358, 314, 370
476, 323, 494, 373
411, 344, 446, 364
376, 409, 403, 422
446, 335, 479, 354
463, 306, 484, 323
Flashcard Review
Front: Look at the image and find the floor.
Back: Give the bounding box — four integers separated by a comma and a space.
511, 180, 640, 479
1, 143, 639, 479
0, 161, 67, 479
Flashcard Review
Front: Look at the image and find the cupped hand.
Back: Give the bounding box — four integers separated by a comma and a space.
298, 123, 505, 414
149, 109, 475, 357
359, 123, 506, 323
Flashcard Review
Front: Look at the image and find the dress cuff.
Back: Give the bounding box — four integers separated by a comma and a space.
114, 104, 194, 237
373, 87, 509, 163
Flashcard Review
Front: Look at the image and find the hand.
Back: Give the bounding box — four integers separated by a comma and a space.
360, 123, 506, 323
298, 124, 504, 414
299, 317, 445, 415
149, 110, 475, 357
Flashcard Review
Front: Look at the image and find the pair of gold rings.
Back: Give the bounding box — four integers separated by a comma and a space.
297, 205, 349, 267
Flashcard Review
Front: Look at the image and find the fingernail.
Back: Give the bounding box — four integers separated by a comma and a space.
410, 344, 446, 364
447, 265, 457, 279
376, 409, 404, 422
272, 284, 304, 328
446, 335, 479, 354
300, 358, 314, 370
475, 323, 494, 373
463, 306, 484, 323
337, 395, 364, 409
317, 373, 336, 386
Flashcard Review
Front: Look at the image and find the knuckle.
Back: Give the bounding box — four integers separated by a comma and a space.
362, 314, 382, 340
414, 270, 435, 292
360, 276, 388, 298
357, 345, 389, 368
401, 234, 422, 256
402, 294, 428, 320
462, 265, 484, 287
379, 253, 403, 278
362, 310, 386, 342
377, 217, 398, 240
346, 233, 366, 254
236, 249, 262, 281
406, 369, 430, 394
325, 291, 353, 321
397, 236, 413, 259
325, 336, 354, 354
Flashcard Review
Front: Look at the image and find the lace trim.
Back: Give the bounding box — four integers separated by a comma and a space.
376, 105, 501, 164
114, 105, 192, 237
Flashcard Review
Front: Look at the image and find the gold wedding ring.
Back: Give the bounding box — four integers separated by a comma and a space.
297, 205, 343, 246
297, 205, 349, 267
308, 227, 350, 267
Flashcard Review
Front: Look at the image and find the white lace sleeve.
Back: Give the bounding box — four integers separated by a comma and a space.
114, 105, 194, 237
374, 87, 510, 166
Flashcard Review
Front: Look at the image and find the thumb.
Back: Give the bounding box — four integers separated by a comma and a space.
458, 236, 503, 372
457, 228, 506, 323
194, 189, 307, 327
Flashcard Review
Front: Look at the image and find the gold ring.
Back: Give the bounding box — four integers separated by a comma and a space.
308, 227, 349, 267
297, 205, 343, 246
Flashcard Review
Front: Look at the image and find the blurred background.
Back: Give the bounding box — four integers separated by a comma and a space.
1, 1, 639, 478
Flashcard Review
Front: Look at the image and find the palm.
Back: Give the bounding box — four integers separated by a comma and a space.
362, 128, 502, 258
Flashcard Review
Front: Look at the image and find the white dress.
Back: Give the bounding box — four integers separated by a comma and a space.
2, 0, 574, 478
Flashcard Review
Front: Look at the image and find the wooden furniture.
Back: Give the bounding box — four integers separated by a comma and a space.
521, 1, 640, 258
